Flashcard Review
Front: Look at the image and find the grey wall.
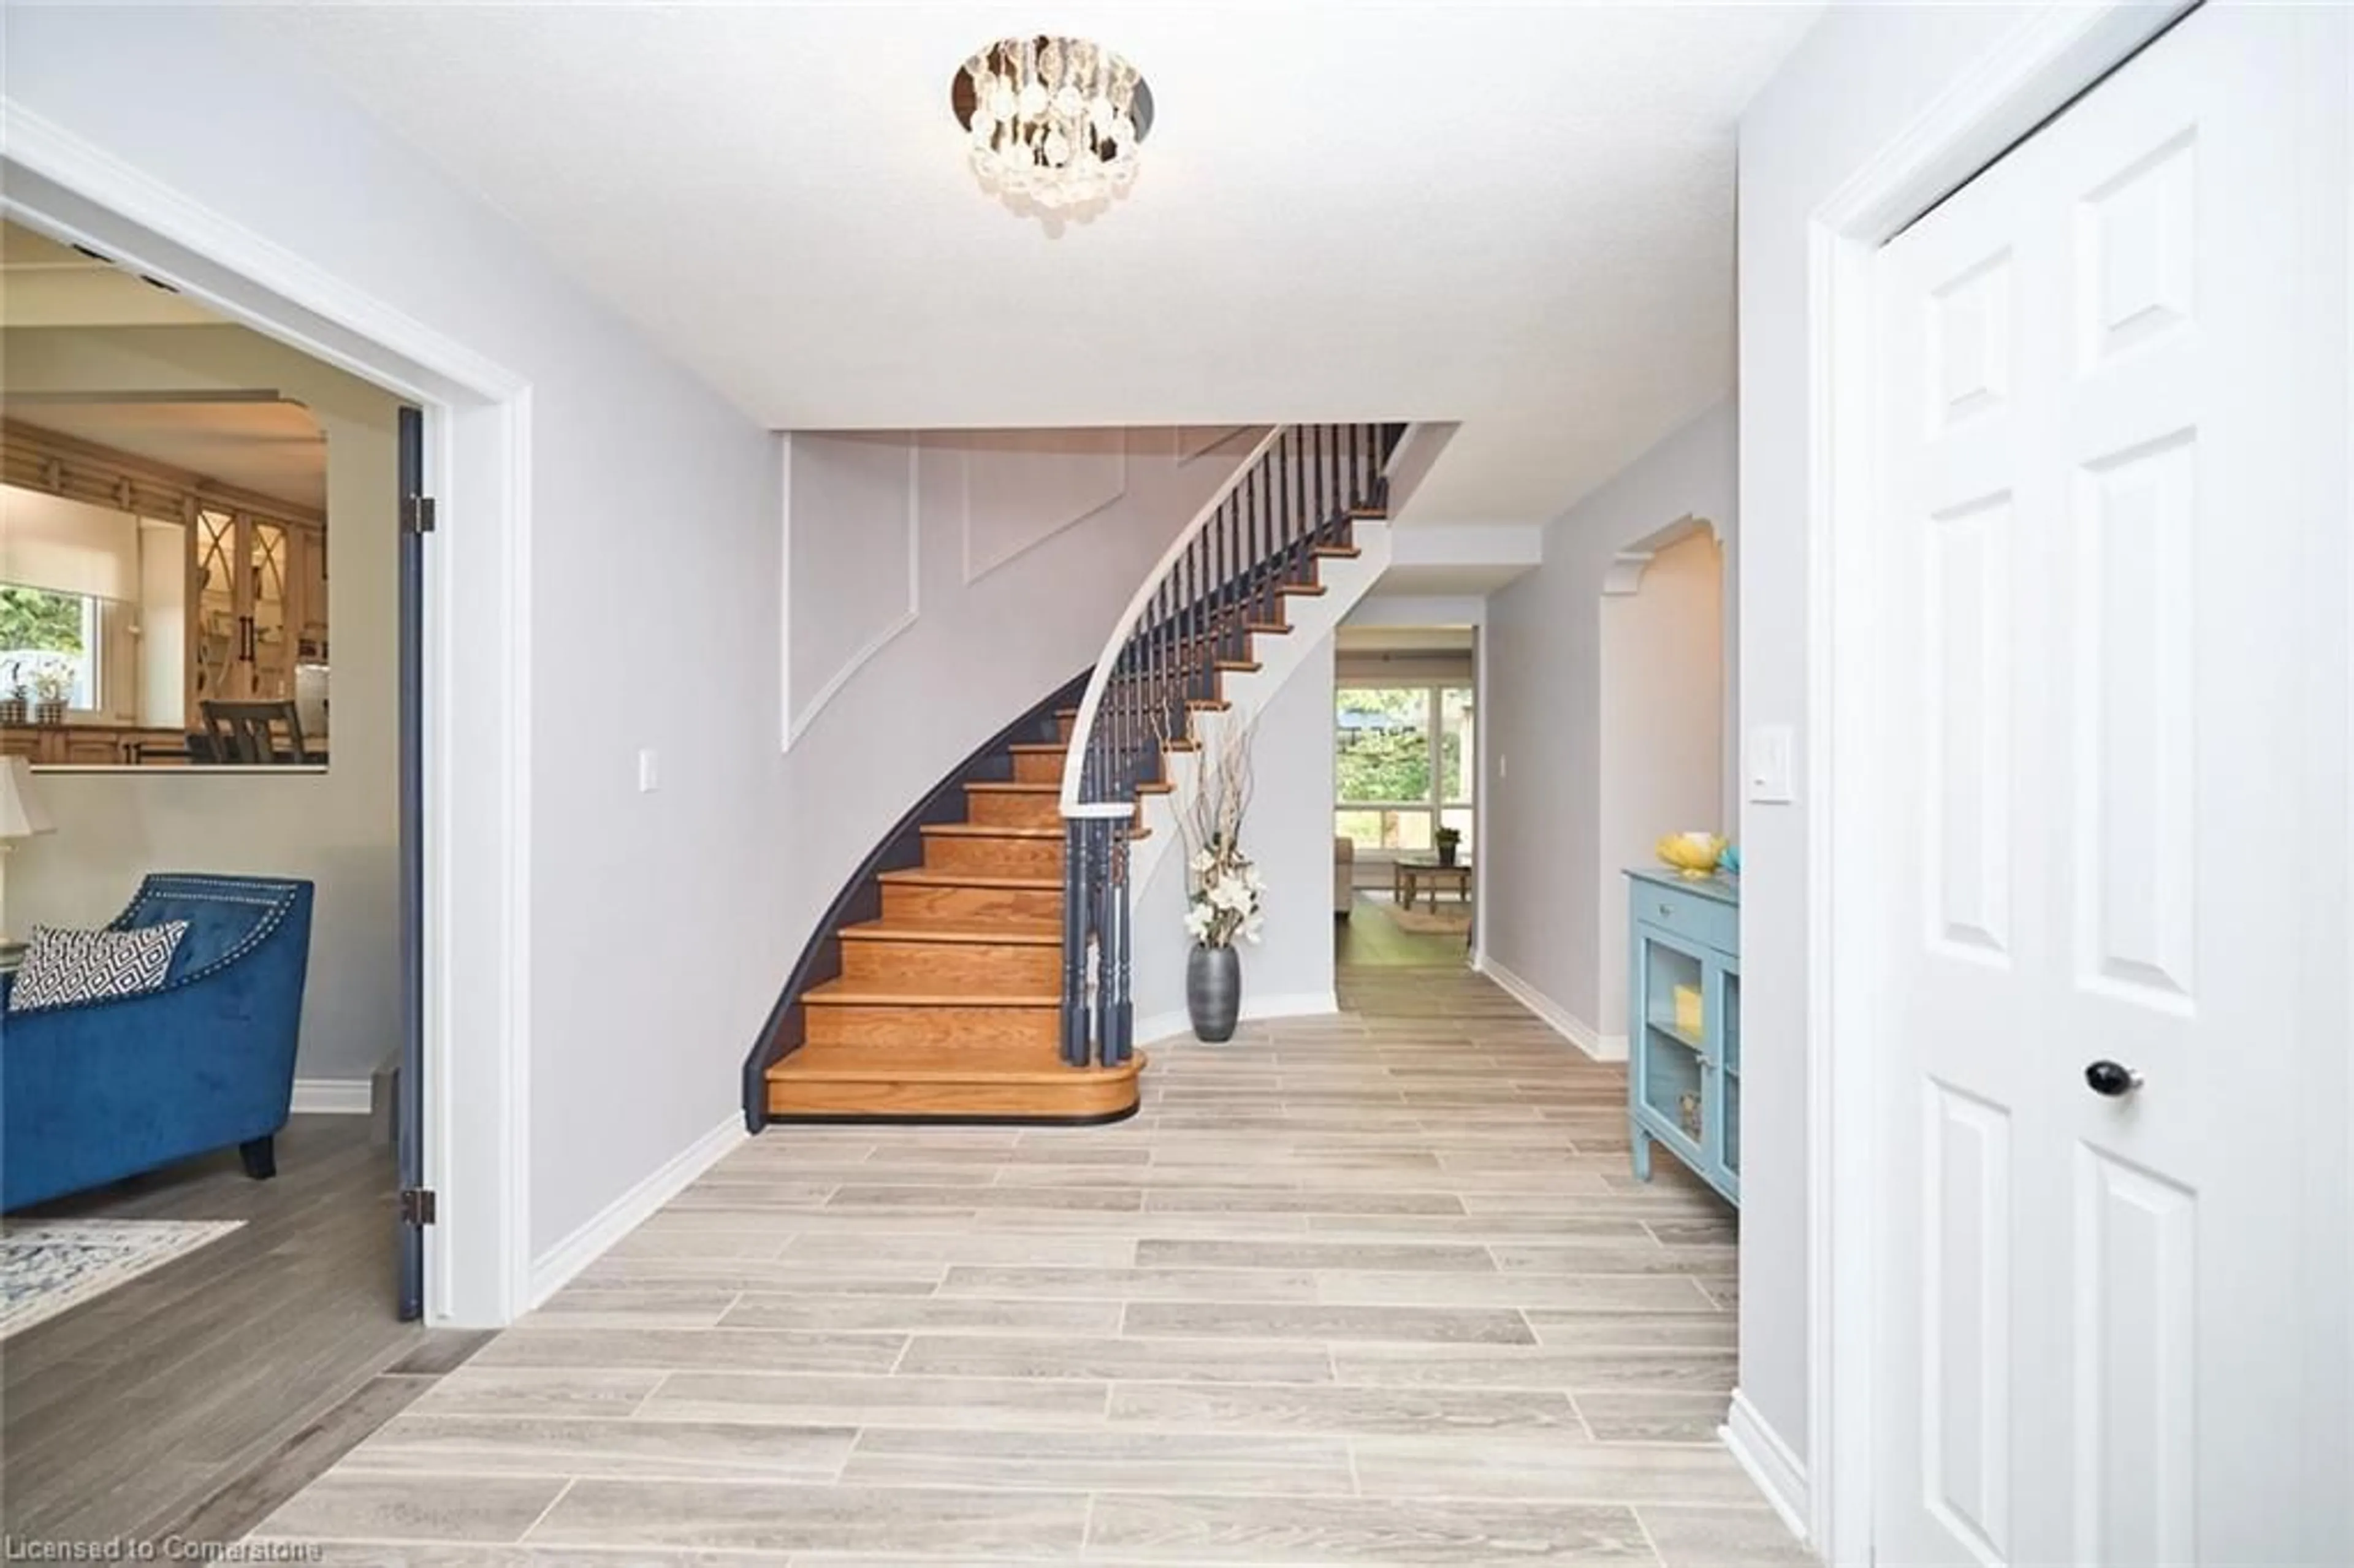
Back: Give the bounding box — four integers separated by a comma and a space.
1132, 630, 1339, 1035
2, 325, 398, 1084
6, 4, 788, 1262
1482, 398, 1736, 1031
1735, 0, 2043, 1469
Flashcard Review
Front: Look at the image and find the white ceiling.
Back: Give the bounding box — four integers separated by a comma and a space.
10, 400, 329, 509
254, 4, 1817, 525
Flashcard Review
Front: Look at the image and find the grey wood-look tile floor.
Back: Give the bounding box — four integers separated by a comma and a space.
0, 1115, 494, 1550
252, 969, 1811, 1565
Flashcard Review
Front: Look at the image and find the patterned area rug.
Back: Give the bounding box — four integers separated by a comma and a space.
1381, 895, 1473, 936
0, 1219, 245, 1339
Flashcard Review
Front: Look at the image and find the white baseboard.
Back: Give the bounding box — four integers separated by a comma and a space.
290, 1078, 372, 1114
1135, 989, 1338, 1047
527, 1114, 745, 1308
1472, 956, 1626, 1062
1721, 1388, 1811, 1543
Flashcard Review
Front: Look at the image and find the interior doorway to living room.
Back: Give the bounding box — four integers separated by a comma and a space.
0, 209, 471, 1547
1332, 622, 1477, 969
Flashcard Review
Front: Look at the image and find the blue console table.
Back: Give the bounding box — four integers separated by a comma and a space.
1625, 867, 1740, 1206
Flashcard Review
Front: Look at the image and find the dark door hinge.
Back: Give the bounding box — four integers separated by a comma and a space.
402, 494, 437, 535
399, 1187, 438, 1226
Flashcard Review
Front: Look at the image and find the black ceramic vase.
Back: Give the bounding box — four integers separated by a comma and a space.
1186, 943, 1241, 1043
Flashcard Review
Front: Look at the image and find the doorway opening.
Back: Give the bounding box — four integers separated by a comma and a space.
0, 145, 529, 1544
1331, 622, 1478, 970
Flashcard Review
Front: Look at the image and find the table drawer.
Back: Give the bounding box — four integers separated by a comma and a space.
1632, 883, 1737, 956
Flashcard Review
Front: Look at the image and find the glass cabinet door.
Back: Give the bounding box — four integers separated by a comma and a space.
1704, 957, 1740, 1192
192, 508, 243, 704
1635, 931, 1707, 1154
246, 518, 292, 699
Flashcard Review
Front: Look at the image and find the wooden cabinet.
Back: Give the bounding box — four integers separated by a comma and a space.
1626, 867, 1740, 1206
1, 723, 191, 766
189, 506, 326, 711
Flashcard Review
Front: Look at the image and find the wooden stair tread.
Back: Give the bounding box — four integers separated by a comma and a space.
838, 920, 1062, 945
769, 1043, 1142, 1086
877, 868, 1061, 890
1244, 622, 1290, 634
1214, 659, 1263, 672
965, 780, 1061, 794
1008, 742, 1068, 755
921, 822, 1062, 839
1277, 582, 1327, 596
804, 977, 1060, 1007
1312, 544, 1363, 558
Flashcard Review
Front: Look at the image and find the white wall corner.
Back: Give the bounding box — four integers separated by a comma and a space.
527, 1114, 746, 1307
290, 1077, 373, 1115
1722, 1388, 1812, 1544
1471, 954, 1626, 1061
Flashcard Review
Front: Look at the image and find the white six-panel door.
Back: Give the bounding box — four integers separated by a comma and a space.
1872, 7, 2348, 1565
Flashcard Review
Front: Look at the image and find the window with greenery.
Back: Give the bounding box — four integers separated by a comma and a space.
0, 584, 99, 710
1335, 683, 1474, 854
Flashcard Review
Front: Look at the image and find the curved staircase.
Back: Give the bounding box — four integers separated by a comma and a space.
765, 702, 1145, 1123
748, 424, 1403, 1127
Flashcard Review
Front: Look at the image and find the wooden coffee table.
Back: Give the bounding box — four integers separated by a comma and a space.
1393, 856, 1473, 912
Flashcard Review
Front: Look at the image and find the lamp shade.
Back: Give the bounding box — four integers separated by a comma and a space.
0, 755, 54, 840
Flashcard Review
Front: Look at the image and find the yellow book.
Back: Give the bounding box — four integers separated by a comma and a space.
1673, 984, 1704, 1037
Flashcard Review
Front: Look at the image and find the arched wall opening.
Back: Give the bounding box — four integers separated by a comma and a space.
1596, 518, 1726, 1040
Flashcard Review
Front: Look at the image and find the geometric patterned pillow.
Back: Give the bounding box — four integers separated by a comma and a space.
6, 922, 190, 1013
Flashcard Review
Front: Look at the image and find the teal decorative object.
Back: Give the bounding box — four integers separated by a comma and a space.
1717, 843, 1741, 875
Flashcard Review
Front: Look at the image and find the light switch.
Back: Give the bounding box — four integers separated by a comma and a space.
1497, 754, 1508, 780
637, 748, 660, 794
1746, 725, 1794, 804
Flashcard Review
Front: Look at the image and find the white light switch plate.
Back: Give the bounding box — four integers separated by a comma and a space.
637, 748, 660, 794
1746, 725, 1795, 804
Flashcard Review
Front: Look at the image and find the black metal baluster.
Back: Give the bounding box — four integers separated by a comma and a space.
1061, 816, 1090, 1067
1314, 425, 1330, 534
1263, 451, 1280, 623
1103, 829, 1133, 1066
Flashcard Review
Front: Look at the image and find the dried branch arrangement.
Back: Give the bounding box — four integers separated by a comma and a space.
1167, 709, 1265, 949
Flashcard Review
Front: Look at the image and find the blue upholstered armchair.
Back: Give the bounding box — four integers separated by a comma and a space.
1, 874, 314, 1211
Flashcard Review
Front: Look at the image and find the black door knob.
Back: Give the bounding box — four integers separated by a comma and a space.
2084, 1060, 2143, 1097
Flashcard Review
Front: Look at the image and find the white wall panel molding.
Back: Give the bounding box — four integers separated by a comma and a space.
784, 437, 920, 748
959, 427, 1130, 586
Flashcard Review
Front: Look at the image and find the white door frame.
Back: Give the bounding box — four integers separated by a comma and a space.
2, 104, 535, 1327
1801, 5, 2193, 1560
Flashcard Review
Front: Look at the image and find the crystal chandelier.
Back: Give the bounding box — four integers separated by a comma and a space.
953, 36, 1152, 214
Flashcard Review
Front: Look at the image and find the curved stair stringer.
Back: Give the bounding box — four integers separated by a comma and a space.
742, 671, 1149, 1131
1123, 519, 1392, 903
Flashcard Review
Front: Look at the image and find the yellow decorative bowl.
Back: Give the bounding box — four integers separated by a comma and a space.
1655, 831, 1727, 880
